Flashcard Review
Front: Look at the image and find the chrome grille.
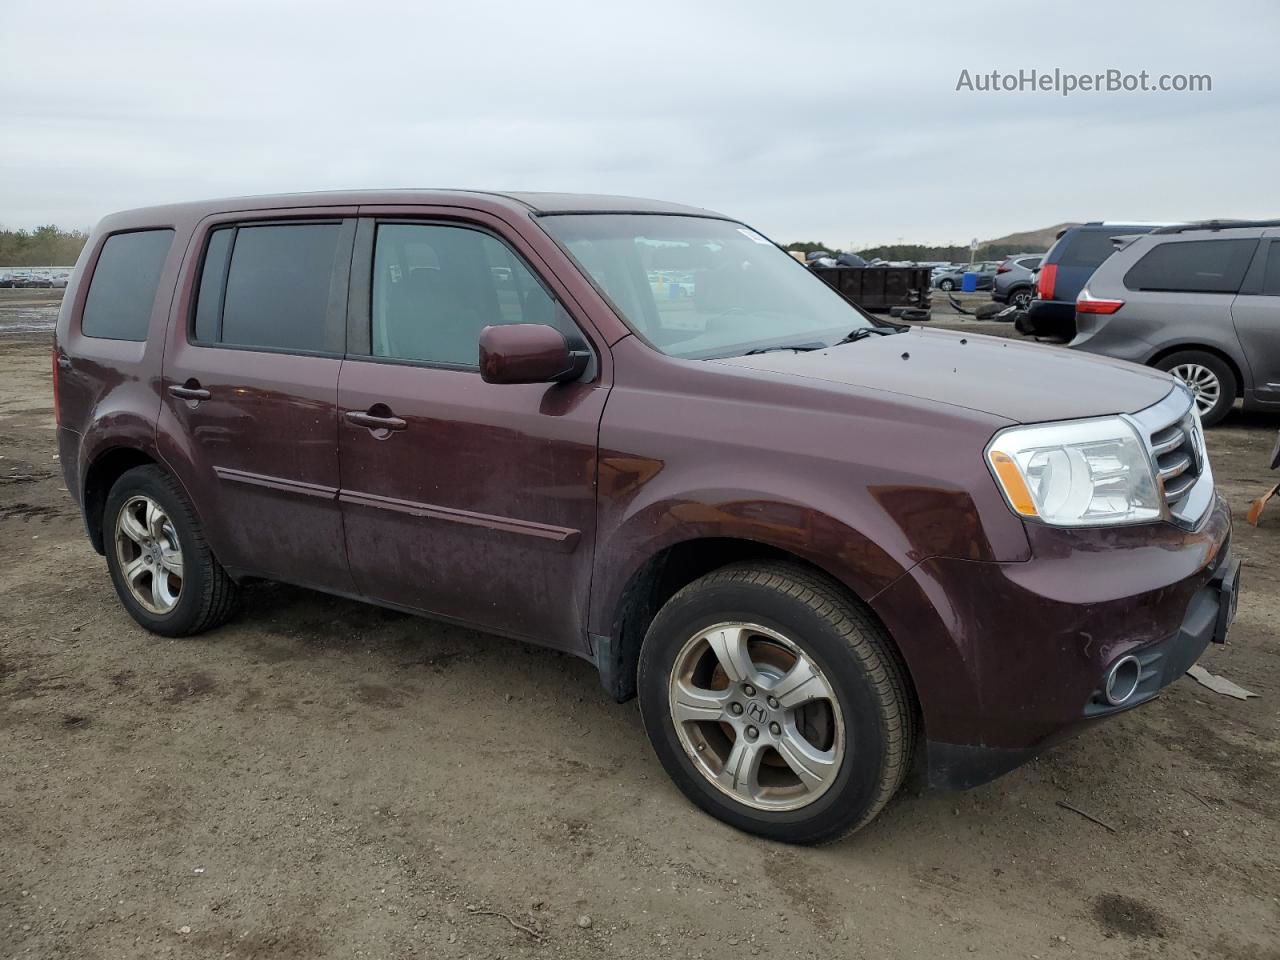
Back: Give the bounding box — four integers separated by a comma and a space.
1150, 419, 1199, 502
1127, 386, 1213, 526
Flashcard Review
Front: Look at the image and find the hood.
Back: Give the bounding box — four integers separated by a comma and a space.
712, 327, 1174, 423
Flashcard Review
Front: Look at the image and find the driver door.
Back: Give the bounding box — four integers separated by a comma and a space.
335, 214, 609, 652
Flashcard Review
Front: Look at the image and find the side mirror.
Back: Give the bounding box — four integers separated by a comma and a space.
478, 324, 590, 385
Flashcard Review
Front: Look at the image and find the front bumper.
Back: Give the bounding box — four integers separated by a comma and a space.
870, 494, 1234, 790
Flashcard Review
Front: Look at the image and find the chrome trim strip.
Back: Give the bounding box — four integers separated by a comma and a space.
213, 466, 338, 500
1157, 453, 1192, 481
1126, 384, 1193, 436
339, 489, 581, 551
1150, 427, 1185, 456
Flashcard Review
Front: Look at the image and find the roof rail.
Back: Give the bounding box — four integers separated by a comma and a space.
1083, 221, 1178, 227
1150, 219, 1280, 235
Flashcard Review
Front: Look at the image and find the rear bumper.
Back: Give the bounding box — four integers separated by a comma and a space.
871, 495, 1234, 790
57, 425, 82, 505
1019, 299, 1075, 339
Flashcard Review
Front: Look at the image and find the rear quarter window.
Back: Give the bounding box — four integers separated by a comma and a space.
1258, 242, 1280, 296
80, 229, 175, 340
1123, 238, 1258, 294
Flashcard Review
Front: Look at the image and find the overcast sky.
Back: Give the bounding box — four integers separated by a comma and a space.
2, 0, 1276, 247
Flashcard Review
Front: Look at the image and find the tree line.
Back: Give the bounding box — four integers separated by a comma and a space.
0, 225, 89, 267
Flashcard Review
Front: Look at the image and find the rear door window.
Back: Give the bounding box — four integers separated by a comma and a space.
192, 222, 346, 353
81, 229, 175, 340
192, 227, 233, 343
1123, 238, 1259, 294
1016, 256, 1041, 270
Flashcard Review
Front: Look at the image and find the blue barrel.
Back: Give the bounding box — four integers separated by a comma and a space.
961, 271, 978, 293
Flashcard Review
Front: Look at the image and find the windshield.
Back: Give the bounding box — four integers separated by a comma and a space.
539, 214, 876, 359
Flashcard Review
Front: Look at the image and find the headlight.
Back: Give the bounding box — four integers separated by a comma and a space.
986, 417, 1161, 527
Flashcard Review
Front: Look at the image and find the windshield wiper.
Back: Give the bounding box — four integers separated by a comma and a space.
728, 326, 902, 358
742, 342, 826, 356
832, 326, 903, 347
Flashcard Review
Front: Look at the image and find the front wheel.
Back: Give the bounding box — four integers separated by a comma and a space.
1155, 351, 1237, 426
637, 563, 915, 845
938, 279, 954, 291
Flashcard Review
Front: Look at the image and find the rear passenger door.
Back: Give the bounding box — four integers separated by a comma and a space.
1121, 235, 1258, 374
1232, 233, 1280, 406
334, 213, 609, 653
158, 212, 358, 592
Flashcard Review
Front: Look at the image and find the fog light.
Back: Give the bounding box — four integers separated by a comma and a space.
1104, 655, 1141, 706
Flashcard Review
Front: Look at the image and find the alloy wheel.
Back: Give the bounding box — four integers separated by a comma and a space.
114, 495, 184, 614
1170, 363, 1221, 417
667, 622, 844, 811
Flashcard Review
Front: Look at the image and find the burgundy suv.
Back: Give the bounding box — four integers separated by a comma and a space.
53, 191, 1239, 843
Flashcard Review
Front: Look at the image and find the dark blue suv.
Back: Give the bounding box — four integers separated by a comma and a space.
1017, 223, 1167, 339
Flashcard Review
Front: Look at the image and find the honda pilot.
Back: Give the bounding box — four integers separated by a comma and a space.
54, 191, 1239, 844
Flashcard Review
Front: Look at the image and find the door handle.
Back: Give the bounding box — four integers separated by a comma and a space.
169, 384, 211, 401
345, 409, 408, 432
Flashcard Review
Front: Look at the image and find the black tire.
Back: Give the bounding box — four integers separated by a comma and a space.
1010, 287, 1033, 310
938, 278, 954, 291
637, 562, 916, 845
1154, 350, 1237, 427
103, 465, 239, 636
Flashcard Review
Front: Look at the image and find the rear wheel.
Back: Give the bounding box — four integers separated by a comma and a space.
938, 278, 955, 291
1010, 287, 1033, 310
637, 563, 915, 844
1155, 350, 1237, 426
103, 466, 239, 636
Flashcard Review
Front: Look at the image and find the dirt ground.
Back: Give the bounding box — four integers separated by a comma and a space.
2, 291, 1278, 959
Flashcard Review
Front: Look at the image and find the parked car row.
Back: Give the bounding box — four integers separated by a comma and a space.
1016, 219, 1280, 426
0, 270, 69, 288
933, 262, 999, 292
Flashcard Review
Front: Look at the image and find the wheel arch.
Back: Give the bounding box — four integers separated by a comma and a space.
1147, 343, 1245, 397
592, 535, 920, 719
82, 446, 204, 557
82, 447, 161, 554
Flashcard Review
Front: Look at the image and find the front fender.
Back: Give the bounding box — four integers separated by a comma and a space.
587, 483, 990, 747
588, 485, 908, 641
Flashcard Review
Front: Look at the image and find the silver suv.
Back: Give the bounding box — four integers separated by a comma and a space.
1070, 220, 1280, 425
991, 253, 1043, 309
